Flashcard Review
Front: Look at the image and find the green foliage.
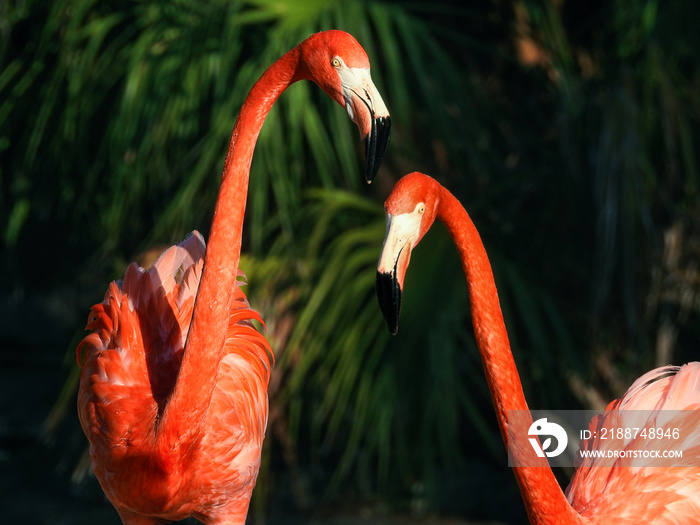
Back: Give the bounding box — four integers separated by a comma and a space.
521, 0, 700, 368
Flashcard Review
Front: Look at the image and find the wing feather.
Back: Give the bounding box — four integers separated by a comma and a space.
567, 363, 700, 522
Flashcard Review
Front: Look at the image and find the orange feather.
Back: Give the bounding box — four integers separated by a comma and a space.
78, 232, 271, 522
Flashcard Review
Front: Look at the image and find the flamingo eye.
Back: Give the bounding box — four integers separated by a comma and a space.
417, 204, 425, 214
331, 57, 342, 68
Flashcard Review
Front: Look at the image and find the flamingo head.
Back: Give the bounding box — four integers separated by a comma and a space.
376, 172, 440, 334
295, 30, 391, 183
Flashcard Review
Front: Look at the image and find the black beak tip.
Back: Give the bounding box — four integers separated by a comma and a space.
376, 271, 401, 335
364, 116, 391, 184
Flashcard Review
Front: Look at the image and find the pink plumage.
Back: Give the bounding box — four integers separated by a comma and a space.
77, 232, 271, 523
567, 363, 700, 522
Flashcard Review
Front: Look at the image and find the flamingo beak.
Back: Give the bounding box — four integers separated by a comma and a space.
342, 68, 391, 183
376, 252, 404, 335
375, 213, 416, 334
364, 114, 391, 184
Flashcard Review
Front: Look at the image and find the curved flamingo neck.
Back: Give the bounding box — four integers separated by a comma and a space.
159, 46, 302, 442
436, 186, 583, 524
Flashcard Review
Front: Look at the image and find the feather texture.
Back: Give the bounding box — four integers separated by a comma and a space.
77, 232, 272, 522
566, 363, 700, 523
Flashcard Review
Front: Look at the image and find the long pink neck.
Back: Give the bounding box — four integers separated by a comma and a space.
437, 187, 583, 524
159, 46, 302, 442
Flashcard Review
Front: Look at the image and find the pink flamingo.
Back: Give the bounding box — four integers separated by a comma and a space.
77, 30, 390, 525
375, 172, 700, 523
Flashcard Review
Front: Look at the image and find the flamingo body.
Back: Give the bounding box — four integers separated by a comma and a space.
77, 30, 390, 524
376, 172, 700, 524
567, 363, 700, 523
78, 233, 271, 523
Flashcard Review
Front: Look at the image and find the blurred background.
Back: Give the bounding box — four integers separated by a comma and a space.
1, 0, 699, 523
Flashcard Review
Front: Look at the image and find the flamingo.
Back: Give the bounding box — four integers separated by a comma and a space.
375, 172, 700, 523
76, 30, 391, 525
